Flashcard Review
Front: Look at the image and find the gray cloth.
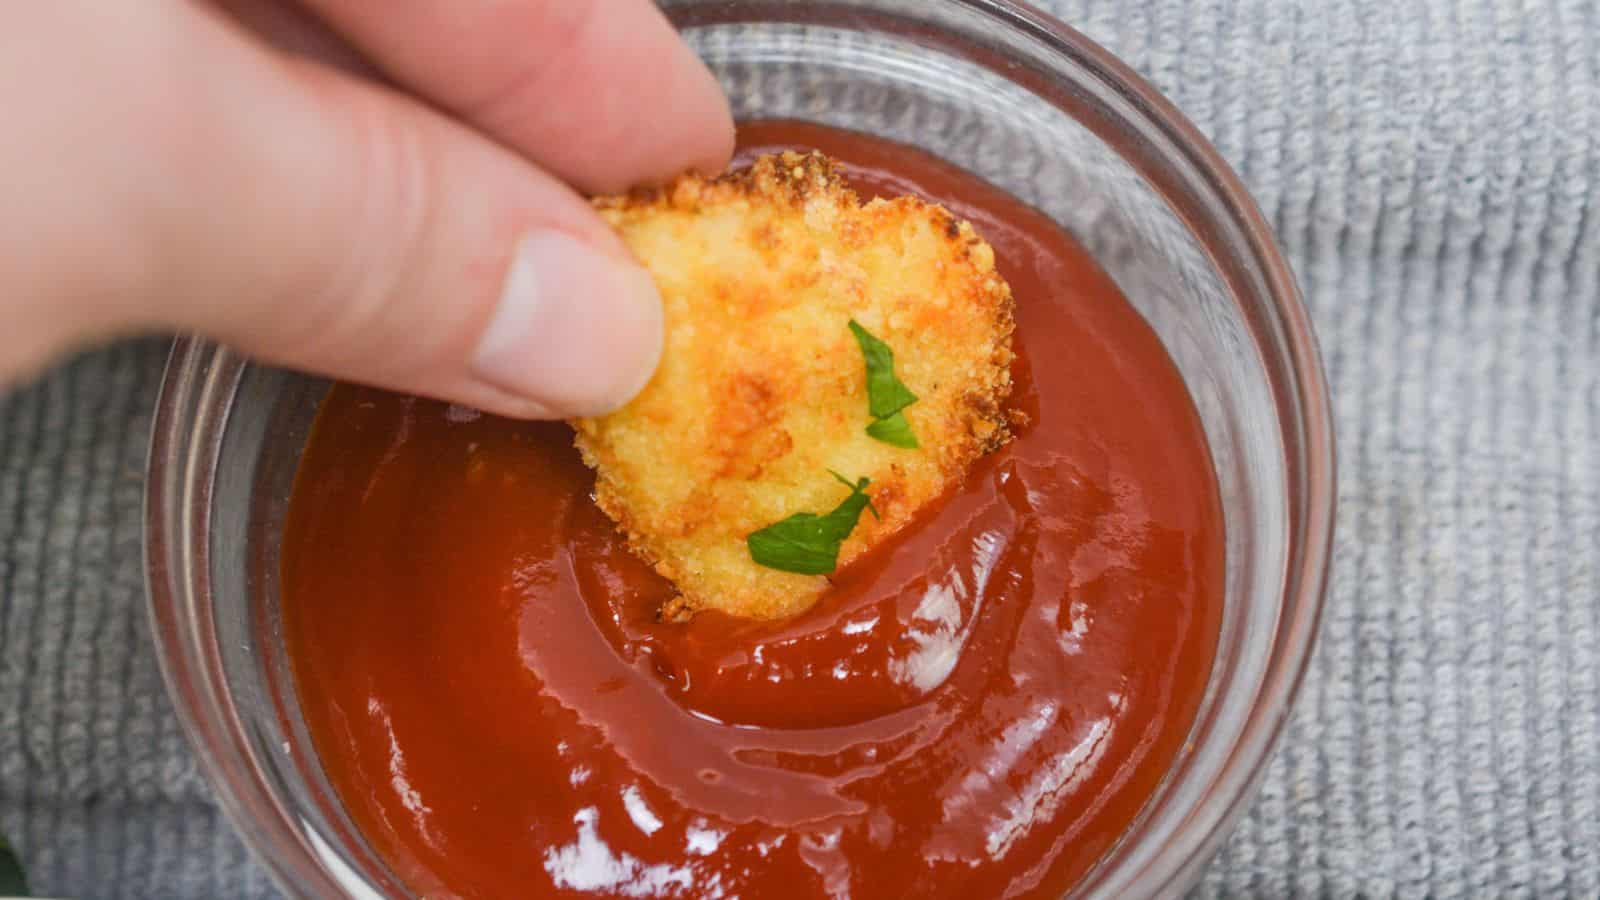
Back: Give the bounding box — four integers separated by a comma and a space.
3, 1, 1599, 897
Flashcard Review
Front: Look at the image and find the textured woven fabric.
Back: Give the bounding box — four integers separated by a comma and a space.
3, 1, 1599, 897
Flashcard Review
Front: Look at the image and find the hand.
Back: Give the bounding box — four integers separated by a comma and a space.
0, 1, 732, 417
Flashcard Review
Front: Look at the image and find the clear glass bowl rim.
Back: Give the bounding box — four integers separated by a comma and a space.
143, 2, 1336, 897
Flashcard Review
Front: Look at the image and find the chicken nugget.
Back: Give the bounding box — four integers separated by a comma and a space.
574, 151, 1015, 621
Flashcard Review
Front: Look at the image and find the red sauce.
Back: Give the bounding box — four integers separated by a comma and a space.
282, 121, 1225, 899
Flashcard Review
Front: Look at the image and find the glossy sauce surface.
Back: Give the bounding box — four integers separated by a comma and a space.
282, 121, 1225, 899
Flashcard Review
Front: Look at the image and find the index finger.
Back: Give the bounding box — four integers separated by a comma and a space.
299, 0, 735, 194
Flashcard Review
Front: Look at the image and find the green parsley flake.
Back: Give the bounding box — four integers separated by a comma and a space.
865, 410, 919, 449
849, 320, 918, 421
747, 472, 880, 575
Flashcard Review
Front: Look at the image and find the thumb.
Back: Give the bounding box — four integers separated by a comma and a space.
3, 5, 665, 418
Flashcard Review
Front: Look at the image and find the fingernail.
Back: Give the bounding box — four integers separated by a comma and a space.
472, 231, 663, 417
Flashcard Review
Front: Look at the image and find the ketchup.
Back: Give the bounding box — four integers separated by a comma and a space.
282, 121, 1225, 899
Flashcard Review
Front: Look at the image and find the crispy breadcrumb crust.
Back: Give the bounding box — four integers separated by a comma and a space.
573, 151, 1015, 621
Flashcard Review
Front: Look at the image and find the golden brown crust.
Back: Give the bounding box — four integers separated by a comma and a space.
573, 151, 1015, 621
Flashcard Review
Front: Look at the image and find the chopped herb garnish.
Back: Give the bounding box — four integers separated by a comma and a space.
865, 411, 919, 449
747, 472, 879, 575
849, 320, 918, 420
0, 832, 27, 896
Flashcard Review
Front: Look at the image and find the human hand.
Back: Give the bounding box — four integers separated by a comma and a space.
0, 1, 732, 417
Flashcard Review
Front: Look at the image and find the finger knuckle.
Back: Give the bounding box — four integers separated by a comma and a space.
291, 91, 441, 376
453, 2, 604, 126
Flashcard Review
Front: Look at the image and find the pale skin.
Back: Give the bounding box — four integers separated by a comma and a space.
0, 0, 735, 418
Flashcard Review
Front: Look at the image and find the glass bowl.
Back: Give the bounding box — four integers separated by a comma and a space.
144, 1, 1334, 897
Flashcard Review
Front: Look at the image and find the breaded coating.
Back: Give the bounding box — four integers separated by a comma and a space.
574, 152, 1015, 621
